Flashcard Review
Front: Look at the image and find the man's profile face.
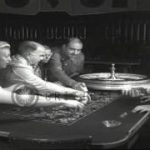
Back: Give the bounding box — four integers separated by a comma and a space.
42, 49, 52, 63
29, 46, 45, 65
0, 47, 11, 69
64, 41, 83, 58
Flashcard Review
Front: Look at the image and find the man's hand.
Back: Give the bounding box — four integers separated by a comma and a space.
140, 95, 150, 103
63, 100, 84, 110
74, 82, 88, 92
132, 105, 150, 113
122, 88, 140, 97
75, 92, 91, 104
122, 87, 147, 97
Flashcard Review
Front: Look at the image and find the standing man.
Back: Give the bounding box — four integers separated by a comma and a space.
47, 38, 88, 92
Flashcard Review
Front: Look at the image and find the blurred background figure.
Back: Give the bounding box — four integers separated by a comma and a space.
34, 45, 53, 80
42, 45, 53, 63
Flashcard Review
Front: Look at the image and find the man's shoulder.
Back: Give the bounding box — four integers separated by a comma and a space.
11, 55, 27, 65
10, 55, 33, 71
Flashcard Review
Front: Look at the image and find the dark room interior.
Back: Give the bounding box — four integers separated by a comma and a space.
1, 0, 150, 150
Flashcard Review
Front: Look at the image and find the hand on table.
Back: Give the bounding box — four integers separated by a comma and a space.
132, 105, 150, 113
73, 82, 88, 92
75, 92, 91, 104
63, 100, 84, 111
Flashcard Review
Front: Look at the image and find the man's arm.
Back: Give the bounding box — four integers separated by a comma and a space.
0, 87, 14, 104
0, 87, 84, 110
11, 65, 85, 97
33, 96, 85, 110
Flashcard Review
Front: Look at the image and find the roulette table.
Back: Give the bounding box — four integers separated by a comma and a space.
1, 65, 150, 149
0, 91, 150, 150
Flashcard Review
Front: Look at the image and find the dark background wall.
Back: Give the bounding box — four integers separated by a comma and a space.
1, 11, 150, 75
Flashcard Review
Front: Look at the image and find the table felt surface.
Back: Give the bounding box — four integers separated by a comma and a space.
0, 95, 148, 147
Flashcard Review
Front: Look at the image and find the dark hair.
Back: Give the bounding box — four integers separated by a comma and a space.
64, 37, 83, 46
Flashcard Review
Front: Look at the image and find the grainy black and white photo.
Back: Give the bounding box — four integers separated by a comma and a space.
0, 0, 150, 149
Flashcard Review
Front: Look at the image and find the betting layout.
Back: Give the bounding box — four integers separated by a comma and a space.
1, 91, 121, 126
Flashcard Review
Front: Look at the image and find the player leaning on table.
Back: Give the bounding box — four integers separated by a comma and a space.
0, 41, 88, 109
47, 38, 88, 92
4, 41, 88, 96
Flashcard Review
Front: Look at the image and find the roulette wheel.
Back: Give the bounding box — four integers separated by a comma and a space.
78, 64, 150, 91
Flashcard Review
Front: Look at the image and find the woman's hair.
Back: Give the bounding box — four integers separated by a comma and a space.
0, 41, 10, 50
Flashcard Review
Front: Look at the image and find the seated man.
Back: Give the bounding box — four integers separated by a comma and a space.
0, 41, 86, 109
47, 37, 88, 92
4, 41, 89, 100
